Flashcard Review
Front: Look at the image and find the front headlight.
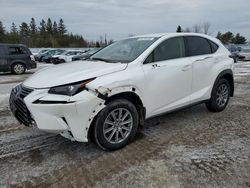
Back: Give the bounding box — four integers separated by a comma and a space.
48, 78, 95, 96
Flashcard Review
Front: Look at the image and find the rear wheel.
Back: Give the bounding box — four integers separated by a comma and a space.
11, 63, 26, 74
206, 78, 230, 112
94, 99, 139, 150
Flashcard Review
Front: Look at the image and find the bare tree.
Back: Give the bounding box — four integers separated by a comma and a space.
184, 27, 191, 32
193, 24, 202, 33
202, 22, 211, 35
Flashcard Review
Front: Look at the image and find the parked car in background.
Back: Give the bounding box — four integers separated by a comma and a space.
41, 49, 65, 63
226, 44, 240, 63
72, 48, 101, 61
0, 43, 36, 74
238, 48, 250, 61
9, 33, 234, 150
51, 50, 85, 64
34, 49, 51, 61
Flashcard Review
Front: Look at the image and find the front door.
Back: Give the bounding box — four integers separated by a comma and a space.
142, 37, 192, 117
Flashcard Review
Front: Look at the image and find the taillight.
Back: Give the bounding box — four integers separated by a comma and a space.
30, 55, 35, 61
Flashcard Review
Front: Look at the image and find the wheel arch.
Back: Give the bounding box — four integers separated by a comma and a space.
213, 69, 234, 97
10, 60, 27, 69
87, 91, 146, 141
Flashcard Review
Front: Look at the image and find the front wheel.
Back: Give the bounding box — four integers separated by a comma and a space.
206, 78, 230, 112
94, 99, 139, 151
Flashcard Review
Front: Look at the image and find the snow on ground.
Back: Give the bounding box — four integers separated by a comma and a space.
0, 60, 250, 187
0, 63, 52, 110
234, 61, 250, 76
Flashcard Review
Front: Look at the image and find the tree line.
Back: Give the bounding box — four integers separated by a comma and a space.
176, 23, 247, 45
216, 32, 246, 44
0, 18, 112, 48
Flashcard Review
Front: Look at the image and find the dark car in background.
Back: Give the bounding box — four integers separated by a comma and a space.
72, 48, 101, 61
226, 44, 241, 63
41, 49, 65, 63
0, 43, 36, 74
34, 49, 51, 61
36, 49, 64, 62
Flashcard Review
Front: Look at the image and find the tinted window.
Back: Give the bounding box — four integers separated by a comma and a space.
144, 52, 153, 64
9, 47, 27, 55
0, 46, 6, 56
186, 36, 212, 56
154, 37, 185, 62
208, 40, 219, 53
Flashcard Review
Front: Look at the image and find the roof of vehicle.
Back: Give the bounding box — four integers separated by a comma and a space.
130, 32, 215, 39
0, 43, 28, 47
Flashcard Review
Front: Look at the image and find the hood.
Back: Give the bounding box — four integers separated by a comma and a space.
23, 61, 127, 88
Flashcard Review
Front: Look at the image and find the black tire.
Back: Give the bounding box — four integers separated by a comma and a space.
11, 63, 26, 75
94, 99, 139, 151
206, 78, 230, 112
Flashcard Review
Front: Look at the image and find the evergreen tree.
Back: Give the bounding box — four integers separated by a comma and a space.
10, 22, 18, 34
19, 22, 31, 45
39, 19, 46, 36
95, 41, 100, 48
58, 18, 67, 36
0, 21, 6, 42
46, 18, 53, 34
10, 22, 19, 43
0, 21, 5, 35
19, 22, 30, 37
176, 25, 182, 33
221, 32, 234, 44
52, 21, 58, 35
233, 33, 246, 44
30, 18, 37, 36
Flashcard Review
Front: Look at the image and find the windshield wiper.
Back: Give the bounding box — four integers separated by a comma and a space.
91, 57, 112, 63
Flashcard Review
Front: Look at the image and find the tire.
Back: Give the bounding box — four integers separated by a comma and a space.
11, 63, 26, 75
206, 78, 230, 112
94, 99, 139, 151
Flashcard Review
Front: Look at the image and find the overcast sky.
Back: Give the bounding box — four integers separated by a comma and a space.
0, 0, 250, 41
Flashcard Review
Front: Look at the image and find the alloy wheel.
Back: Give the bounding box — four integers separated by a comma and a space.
103, 108, 133, 144
14, 64, 25, 74
216, 84, 229, 107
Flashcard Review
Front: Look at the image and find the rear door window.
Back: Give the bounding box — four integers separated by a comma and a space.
9, 47, 27, 55
185, 36, 212, 56
0, 46, 6, 56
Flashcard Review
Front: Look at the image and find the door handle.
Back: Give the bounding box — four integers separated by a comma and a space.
182, 64, 191, 71
152, 63, 160, 69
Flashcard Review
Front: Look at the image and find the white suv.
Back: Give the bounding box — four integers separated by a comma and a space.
9, 33, 234, 150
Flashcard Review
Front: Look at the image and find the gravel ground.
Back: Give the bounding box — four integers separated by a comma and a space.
0, 62, 250, 188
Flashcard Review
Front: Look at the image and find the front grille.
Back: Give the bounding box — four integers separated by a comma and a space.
9, 85, 34, 126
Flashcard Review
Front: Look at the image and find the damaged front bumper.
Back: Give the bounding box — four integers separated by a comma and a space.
10, 85, 106, 142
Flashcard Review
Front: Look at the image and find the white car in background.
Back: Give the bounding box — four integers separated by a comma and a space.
9, 33, 234, 151
239, 48, 250, 61
51, 50, 85, 64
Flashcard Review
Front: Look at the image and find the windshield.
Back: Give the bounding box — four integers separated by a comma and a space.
91, 37, 159, 63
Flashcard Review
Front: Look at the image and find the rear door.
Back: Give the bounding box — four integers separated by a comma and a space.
185, 36, 219, 103
0, 46, 8, 71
